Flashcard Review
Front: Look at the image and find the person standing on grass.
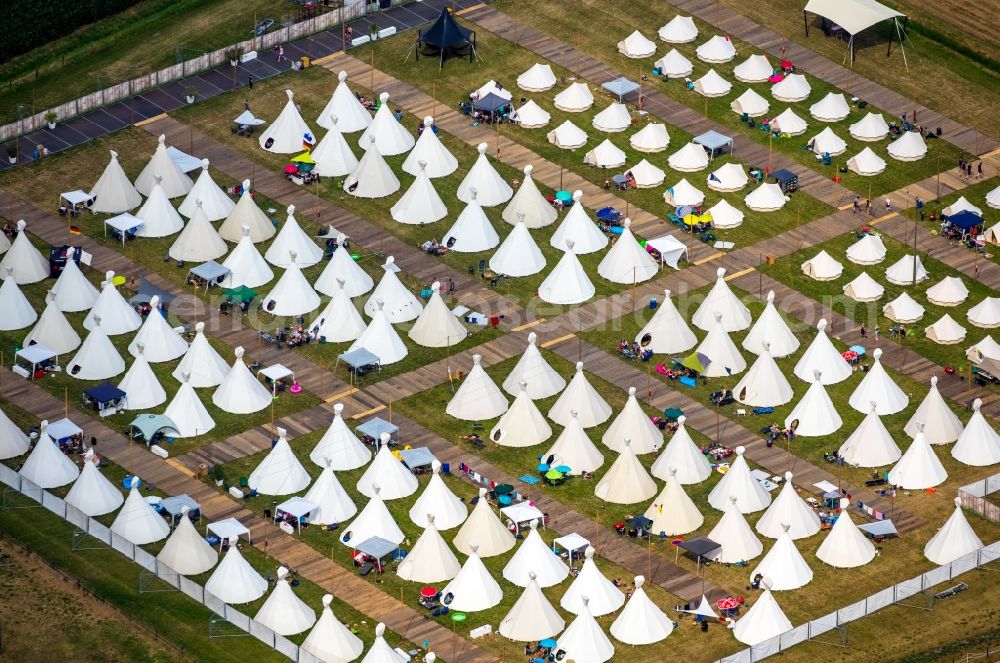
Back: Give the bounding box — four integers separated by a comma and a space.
978, 162, 983, 179
860, 323, 867, 339
248, 75, 253, 91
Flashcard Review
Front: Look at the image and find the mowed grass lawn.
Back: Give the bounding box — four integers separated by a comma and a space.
488, 0, 971, 198
367, 29, 834, 249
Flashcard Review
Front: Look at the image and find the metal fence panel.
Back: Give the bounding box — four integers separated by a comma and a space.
0, 464, 19, 488
837, 599, 867, 623
19, 477, 43, 504
225, 605, 252, 631
87, 519, 112, 546
866, 587, 895, 612
297, 649, 325, 663
110, 531, 135, 558
921, 565, 950, 588
65, 503, 89, 530
950, 551, 978, 577
750, 637, 781, 660
42, 490, 65, 517
179, 575, 204, 603
249, 619, 276, 647
274, 634, 299, 659
134, 546, 157, 572
894, 576, 923, 601
779, 624, 810, 649
717, 649, 753, 663
981, 542, 1000, 564
204, 591, 226, 616
809, 612, 839, 637
156, 561, 181, 588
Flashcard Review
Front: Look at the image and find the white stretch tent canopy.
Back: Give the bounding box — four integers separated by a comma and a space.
804, 0, 905, 42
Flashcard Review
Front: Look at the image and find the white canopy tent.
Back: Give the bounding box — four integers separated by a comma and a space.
310, 402, 371, 470
839, 403, 902, 467
264, 205, 324, 268
317, 71, 372, 133
925, 498, 984, 565
803, 0, 908, 65
771, 74, 811, 102
968, 298, 1000, 328
457, 143, 513, 206
629, 159, 667, 188
785, 371, 842, 436
446, 354, 509, 421
364, 256, 422, 323
843, 271, 884, 301
733, 343, 793, 407
248, 427, 311, 496
810, 126, 847, 156
651, 416, 712, 484
743, 291, 799, 357
659, 15, 698, 43
117, 346, 166, 410
517, 63, 557, 92
943, 196, 982, 217
693, 267, 753, 332
794, 319, 852, 384
490, 220, 547, 277
618, 30, 656, 58
696, 35, 737, 63
19, 421, 79, 488
556, 599, 615, 663
887, 130, 927, 160
67, 317, 126, 380
707, 446, 772, 513
90, 150, 142, 213
83, 272, 142, 336
445, 190, 501, 253
734, 54, 773, 83
693, 69, 732, 97
340, 486, 405, 547
655, 49, 693, 78
169, 202, 227, 263
172, 321, 228, 387
771, 107, 808, 135
927, 276, 969, 306
408, 461, 468, 530
491, 383, 552, 448
156, 506, 218, 575
358, 92, 414, 155
708, 162, 749, 192
645, 467, 704, 535
453, 487, 516, 558
0, 269, 36, 330
631, 122, 671, 152
303, 460, 357, 525
756, 472, 821, 539
503, 331, 566, 399
0, 406, 30, 460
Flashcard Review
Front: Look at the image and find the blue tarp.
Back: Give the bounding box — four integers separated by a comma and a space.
602, 77, 640, 100
84, 383, 126, 404
947, 210, 983, 229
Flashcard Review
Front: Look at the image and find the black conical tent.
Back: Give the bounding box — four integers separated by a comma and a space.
416, 8, 477, 68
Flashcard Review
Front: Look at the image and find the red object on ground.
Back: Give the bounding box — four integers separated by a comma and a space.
717, 596, 739, 610
781, 59, 793, 69
944, 366, 955, 375
842, 350, 858, 363
420, 586, 438, 598
283, 164, 298, 174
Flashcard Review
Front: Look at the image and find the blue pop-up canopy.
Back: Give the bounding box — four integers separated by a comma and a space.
947, 210, 983, 229
602, 77, 640, 101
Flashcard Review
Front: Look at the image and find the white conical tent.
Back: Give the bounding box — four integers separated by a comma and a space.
111, 484, 170, 545
90, 150, 142, 213
693, 268, 752, 332
262, 252, 321, 317
344, 136, 401, 199
498, 572, 565, 641
888, 130, 928, 161
889, 428, 948, 488
663, 177, 705, 206
707, 162, 749, 192
446, 354, 509, 421
356, 435, 418, 500
850, 112, 890, 141
597, 218, 658, 284
255, 567, 316, 636
544, 410, 605, 474
503, 332, 566, 399
179, 160, 234, 220
905, 376, 963, 444
83, 272, 142, 335
988, 185, 1000, 210
659, 15, 698, 42
0, 405, 29, 460
264, 206, 323, 268
364, 257, 422, 323
697, 35, 737, 62
341, 486, 405, 547
560, 547, 625, 616
172, 321, 228, 387
593, 102, 633, 133
169, 201, 227, 263
610, 576, 672, 645
809, 126, 847, 156
708, 447, 771, 513
794, 319, 852, 384
554, 82, 594, 112
886, 255, 930, 288
408, 461, 468, 530
25, 293, 80, 354
943, 196, 983, 216
402, 117, 457, 178
839, 403, 902, 467
457, 143, 513, 206
733, 589, 793, 646
218, 181, 275, 243
312, 116, 359, 177
135, 178, 185, 238
583, 139, 627, 168
752, 525, 813, 590
311, 279, 365, 344
515, 100, 551, 129
951, 399, 1000, 466
65, 458, 124, 516
744, 181, 787, 211
771, 108, 808, 135
631, 122, 672, 152
212, 346, 272, 414
359, 623, 407, 663
731, 88, 770, 117
302, 594, 366, 663
446, 190, 500, 253
967, 336, 1000, 363
0, 221, 49, 284
696, 312, 747, 377
67, 317, 126, 380
771, 74, 811, 102
163, 374, 216, 437
391, 162, 448, 225
756, 473, 821, 539
314, 234, 373, 297
441, 544, 503, 612
734, 343, 793, 407
304, 460, 357, 525
0, 268, 36, 330
135, 134, 193, 197
491, 383, 552, 448
669, 144, 711, 175
318, 71, 372, 132
503, 520, 569, 587
347, 300, 410, 366
646, 468, 704, 535
927, 314, 967, 344
629, 159, 666, 188
743, 292, 798, 357
557, 597, 616, 663
693, 69, 732, 97
734, 54, 773, 82
847, 146, 887, 176
549, 362, 612, 428
618, 29, 656, 58
810, 92, 851, 122
453, 487, 516, 558
117, 346, 166, 410
594, 441, 657, 504
51, 257, 99, 313
222, 225, 274, 289
652, 416, 712, 484
785, 371, 842, 436
517, 63, 557, 92
849, 348, 909, 414
816, 504, 876, 568
157, 507, 219, 575
925, 498, 984, 565
843, 271, 884, 302
127, 297, 187, 363
708, 496, 764, 563
846, 233, 887, 265
539, 241, 595, 305
927, 276, 969, 307
358, 92, 414, 155
248, 428, 311, 495
205, 546, 267, 604
801, 249, 843, 280
636, 289, 698, 354
397, 514, 462, 583
19, 422, 79, 488
602, 386, 662, 454
259, 90, 314, 154
547, 120, 588, 149
502, 165, 557, 228
311, 403, 371, 470
550, 191, 608, 254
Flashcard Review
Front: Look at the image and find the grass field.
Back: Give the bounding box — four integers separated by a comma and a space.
915, 176, 1000, 267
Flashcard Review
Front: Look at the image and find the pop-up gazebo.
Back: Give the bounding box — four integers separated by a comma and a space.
803, 0, 909, 67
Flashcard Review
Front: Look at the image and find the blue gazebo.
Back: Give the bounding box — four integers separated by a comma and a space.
602, 77, 640, 102
693, 130, 733, 159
